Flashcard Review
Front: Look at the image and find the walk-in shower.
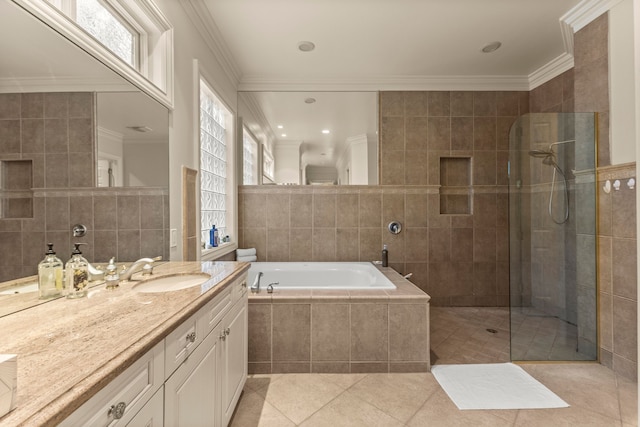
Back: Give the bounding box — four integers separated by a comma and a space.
509, 113, 597, 362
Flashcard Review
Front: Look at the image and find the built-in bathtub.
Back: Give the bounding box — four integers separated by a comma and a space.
246, 262, 430, 374
248, 262, 396, 290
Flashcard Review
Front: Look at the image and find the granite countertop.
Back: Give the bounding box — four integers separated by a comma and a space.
0, 261, 250, 426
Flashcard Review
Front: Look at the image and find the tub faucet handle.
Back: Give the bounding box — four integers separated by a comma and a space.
267, 282, 278, 293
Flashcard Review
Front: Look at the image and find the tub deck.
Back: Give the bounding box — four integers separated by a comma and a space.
247, 265, 430, 374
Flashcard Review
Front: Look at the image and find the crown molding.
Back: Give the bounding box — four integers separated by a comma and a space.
240, 93, 277, 144
0, 76, 134, 93
561, 0, 624, 33
180, 0, 241, 88
238, 75, 530, 92
528, 52, 575, 90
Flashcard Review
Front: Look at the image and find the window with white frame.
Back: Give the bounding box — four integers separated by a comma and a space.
42, 0, 173, 99
75, 0, 138, 66
243, 128, 259, 185
200, 78, 232, 246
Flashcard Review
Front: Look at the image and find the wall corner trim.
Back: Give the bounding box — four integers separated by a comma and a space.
561, 0, 624, 33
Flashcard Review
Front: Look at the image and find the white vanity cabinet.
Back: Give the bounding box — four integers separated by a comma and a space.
164, 275, 248, 426
58, 341, 165, 427
61, 273, 248, 427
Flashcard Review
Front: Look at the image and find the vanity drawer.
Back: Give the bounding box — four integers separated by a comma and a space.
59, 341, 164, 427
164, 310, 200, 379
230, 274, 248, 305
200, 286, 232, 338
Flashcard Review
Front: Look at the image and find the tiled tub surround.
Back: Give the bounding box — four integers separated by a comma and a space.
239, 185, 509, 307
0, 261, 250, 426
248, 266, 430, 374
0, 91, 170, 282
0, 186, 170, 282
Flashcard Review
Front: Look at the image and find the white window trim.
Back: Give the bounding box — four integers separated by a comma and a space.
197, 68, 237, 261
15, 0, 174, 109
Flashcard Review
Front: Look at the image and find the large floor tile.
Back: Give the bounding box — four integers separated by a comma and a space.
408, 389, 514, 427
521, 363, 622, 421
299, 390, 404, 427
255, 374, 345, 424
245, 374, 284, 393
514, 406, 621, 426
230, 389, 296, 427
347, 373, 439, 423
617, 375, 639, 426
319, 373, 368, 390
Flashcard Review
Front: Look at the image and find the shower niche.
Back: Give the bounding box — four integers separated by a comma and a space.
439, 156, 471, 215
0, 159, 33, 219
508, 113, 597, 362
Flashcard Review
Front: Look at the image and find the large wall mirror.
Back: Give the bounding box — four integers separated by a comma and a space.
0, 1, 169, 316
238, 91, 378, 185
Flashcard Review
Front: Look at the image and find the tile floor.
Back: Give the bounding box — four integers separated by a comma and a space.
230, 307, 638, 426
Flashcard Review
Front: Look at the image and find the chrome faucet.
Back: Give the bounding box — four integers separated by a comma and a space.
251, 272, 263, 293
120, 257, 156, 281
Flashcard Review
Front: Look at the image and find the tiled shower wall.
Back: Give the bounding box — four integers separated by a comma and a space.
240, 90, 528, 307
0, 92, 169, 282
598, 167, 637, 380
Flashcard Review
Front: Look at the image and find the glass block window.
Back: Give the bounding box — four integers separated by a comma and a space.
243, 128, 258, 185
200, 79, 230, 244
76, 0, 136, 66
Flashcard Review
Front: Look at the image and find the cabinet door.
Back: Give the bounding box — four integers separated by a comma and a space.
165, 324, 222, 427
126, 387, 163, 427
221, 298, 248, 426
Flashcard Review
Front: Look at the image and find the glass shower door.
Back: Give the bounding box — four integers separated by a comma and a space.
508, 113, 598, 361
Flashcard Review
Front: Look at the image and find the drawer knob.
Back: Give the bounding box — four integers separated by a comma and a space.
225, 327, 231, 336
186, 332, 196, 343
108, 401, 126, 420
241, 281, 247, 288
220, 332, 226, 341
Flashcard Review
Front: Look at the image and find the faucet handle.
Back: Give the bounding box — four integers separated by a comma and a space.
142, 263, 154, 276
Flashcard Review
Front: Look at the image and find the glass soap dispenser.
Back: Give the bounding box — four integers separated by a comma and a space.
105, 257, 120, 290
65, 243, 89, 299
38, 243, 63, 299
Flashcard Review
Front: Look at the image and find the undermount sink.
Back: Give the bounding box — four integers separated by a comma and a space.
0, 282, 38, 295
132, 273, 212, 293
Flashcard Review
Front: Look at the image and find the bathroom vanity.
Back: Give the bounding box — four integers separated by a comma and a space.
0, 261, 249, 426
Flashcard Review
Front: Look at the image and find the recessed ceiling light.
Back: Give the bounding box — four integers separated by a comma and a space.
304, 97, 316, 104
281, 133, 287, 137
322, 129, 330, 134
277, 125, 284, 129
481, 41, 502, 53
298, 41, 315, 52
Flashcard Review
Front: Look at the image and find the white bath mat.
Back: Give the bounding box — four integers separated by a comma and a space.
431, 363, 569, 410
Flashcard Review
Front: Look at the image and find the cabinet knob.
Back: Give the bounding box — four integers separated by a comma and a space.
241, 281, 247, 288
220, 332, 226, 341
108, 401, 127, 420
186, 332, 196, 343
225, 327, 231, 336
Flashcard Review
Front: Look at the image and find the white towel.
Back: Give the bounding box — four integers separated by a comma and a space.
237, 255, 257, 262
236, 248, 256, 257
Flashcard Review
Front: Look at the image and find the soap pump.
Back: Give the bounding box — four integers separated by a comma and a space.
38, 243, 63, 299
382, 244, 389, 267
65, 243, 89, 299
105, 257, 120, 290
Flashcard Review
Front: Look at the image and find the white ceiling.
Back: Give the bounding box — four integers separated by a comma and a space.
199, 0, 583, 89
198, 0, 583, 175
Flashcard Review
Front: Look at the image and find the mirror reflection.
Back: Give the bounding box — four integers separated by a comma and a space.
238, 91, 378, 185
0, 0, 170, 316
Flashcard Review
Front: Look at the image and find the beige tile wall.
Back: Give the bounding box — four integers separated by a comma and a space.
598, 165, 637, 380
0, 93, 169, 281
248, 298, 430, 374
